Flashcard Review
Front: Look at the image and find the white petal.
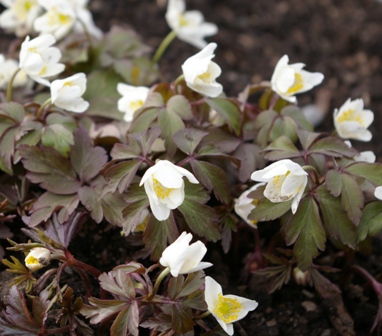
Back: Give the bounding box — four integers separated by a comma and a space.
374, 186, 382, 200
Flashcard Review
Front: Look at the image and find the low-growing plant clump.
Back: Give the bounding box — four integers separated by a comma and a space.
0, 0, 382, 335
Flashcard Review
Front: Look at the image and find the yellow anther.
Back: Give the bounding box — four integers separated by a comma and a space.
153, 178, 174, 199
337, 109, 364, 126
129, 100, 144, 112
213, 293, 243, 323
178, 14, 189, 27
287, 73, 304, 94
25, 255, 39, 265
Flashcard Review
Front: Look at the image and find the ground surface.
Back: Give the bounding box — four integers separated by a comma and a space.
2, 0, 382, 335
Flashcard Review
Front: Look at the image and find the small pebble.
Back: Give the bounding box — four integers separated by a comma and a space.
266, 318, 277, 327
301, 301, 317, 312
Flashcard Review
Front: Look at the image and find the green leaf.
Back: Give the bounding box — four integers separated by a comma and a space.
264, 136, 301, 161
83, 69, 123, 119
167, 95, 193, 120
309, 137, 358, 158
281, 105, 313, 132
129, 107, 161, 133
178, 199, 220, 242
19, 145, 80, 194
285, 197, 326, 271
340, 173, 364, 225
41, 124, 74, 157
121, 198, 150, 235
315, 185, 357, 248
206, 97, 241, 135
181, 180, 210, 204
190, 160, 230, 203
143, 215, 179, 260
269, 115, 298, 143
24, 192, 79, 227
111, 302, 139, 336
357, 202, 382, 241
325, 169, 342, 197
234, 143, 264, 183
344, 162, 382, 186
297, 130, 321, 150
70, 127, 108, 182
114, 57, 158, 86
103, 159, 142, 193
171, 304, 195, 334
129, 127, 162, 157
173, 128, 208, 155
249, 195, 292, 222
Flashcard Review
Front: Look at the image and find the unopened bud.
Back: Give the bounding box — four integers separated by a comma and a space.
293, 267, 310, 286
25, 247, 51, 271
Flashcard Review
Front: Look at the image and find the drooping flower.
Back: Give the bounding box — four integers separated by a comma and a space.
250, 159, 308, 214
182, 42, 223, 98
375, 186, 382, 201
34, 0, 76, 40
0, 0, 41, 37
344, 141, 376, 163
0, 54, 27, 89
204, 276, 258, 336
234, 183, 266, 229
333, 98, 374, 142
19, 34, 65, 86
50, 73, 89, 112
271, 54, 324, 103
165, 0, 217, 49
139, 160, 199, 221
116, 83, 149, 122
25, 247, 51, 271
160, 232, 212, 277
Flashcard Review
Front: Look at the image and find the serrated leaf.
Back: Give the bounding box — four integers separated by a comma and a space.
42, 124, 74, 156
103, 159, 142, 193
285, 197, 326, 271
357, 202, 382, 241
25, 192, 79, 227
171, 304, 195, 334
206, 98, 241, 135
129, 107, 161, 133
249, 196, 292, 222
297, 130, 321, 150
264, 135, 301, 161
325, 169, 342, 197
269, 115, 298, 143
20, 145, 80, 194
315, 185, 357, 248
344, 162, 382, 186
121, 198, 150, 235
340, 173, 364, 225
173, 128, 208, 155
111, 302, 139, 336
70, 127, 108, 182
281, 105, 313, 131
158, 105, 185, 154
129, 127, 162, 157
181, 180, 210, 203
81, 298, 127, 324
178, 199, 220, 242
190, 160, 230, 203
143, 214, 179, 260
167, 95, 193, 120
309, 137, 358, 158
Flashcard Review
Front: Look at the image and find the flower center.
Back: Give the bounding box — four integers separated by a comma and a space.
272, 171, 289, 189
336, 109, 364, 126
48, 7, 73, 26
25, 255, 39, 265
213, 293, 244, 323
129, 100, 144, 113
287, 73, 304, 94
178, 13, 189, 27
14, 0, 35, 20
198, 72, 212, 83
153, 178, 174, 199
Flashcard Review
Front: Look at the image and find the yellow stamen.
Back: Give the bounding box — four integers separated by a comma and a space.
129, 100, 144, 112
336, 109, 364, 126
153, 178, 174, 199
198, 72, 212, 83
39, 65, 47, 76
25, 255, 39, 265
250, 198, 259, 225
178, 14, 189, 27
134, 214, 150, 232
213, 293, 243, 323
287, 73, 304, 94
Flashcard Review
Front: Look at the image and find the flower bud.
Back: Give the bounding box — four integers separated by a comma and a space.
293, 267, 310, 286
25, 247, 51, 271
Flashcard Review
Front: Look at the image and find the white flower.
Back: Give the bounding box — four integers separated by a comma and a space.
250, 159, 308, 214
205, 276, 258, 336
160, 231, 212, 277
0, 54, 27, 89
271, 55, 324, 103
333, 98, 374, 142
375, 186, 382, 200
165, 0, 217, 49
19, 34, 65, 86
25, 247, 51, 271
139, 160, 199, 221
116, 83, 149, 122
344, 141, 376, 163
234, 183, 265, 229
50, 73, 89, 113
34, 0, 76, 40
182, 43, 223, 98
68, 0, 103, 39
0, 0, 41, 37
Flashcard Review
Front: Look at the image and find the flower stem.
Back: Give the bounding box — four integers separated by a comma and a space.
147, 267, 170, 300
194, 310, 211, 320
152, 30, 177, 64
302, 165, 320, 184
6, 68, 21, 102
36, 98, 52, 119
